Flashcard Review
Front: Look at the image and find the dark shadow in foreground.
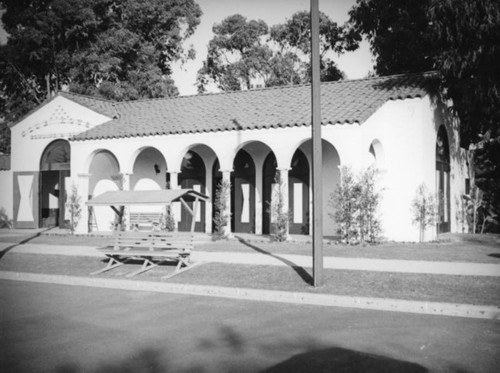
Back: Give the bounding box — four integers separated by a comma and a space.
261, 346, 428, 373
235, 235, 313, 285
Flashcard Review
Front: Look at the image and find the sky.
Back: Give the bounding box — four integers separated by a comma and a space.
0, 0, 373, 96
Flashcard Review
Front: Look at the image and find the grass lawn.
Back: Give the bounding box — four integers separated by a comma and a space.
1, 252, 499, 307
1, 230, 499, 263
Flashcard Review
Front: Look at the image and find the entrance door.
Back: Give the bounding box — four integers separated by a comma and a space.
39, 140, 71, 228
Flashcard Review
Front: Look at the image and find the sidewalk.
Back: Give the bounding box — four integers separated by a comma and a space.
3, 241, 500, 277
2, 240, 500, 320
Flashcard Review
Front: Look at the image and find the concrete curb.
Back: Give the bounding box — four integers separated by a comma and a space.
1, 271, 499, 320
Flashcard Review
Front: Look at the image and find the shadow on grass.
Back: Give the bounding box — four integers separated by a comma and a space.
0, 227, 54, 261
235, 236, 313, 286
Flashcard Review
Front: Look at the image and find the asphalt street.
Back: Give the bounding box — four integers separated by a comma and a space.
1, 280, 499, 373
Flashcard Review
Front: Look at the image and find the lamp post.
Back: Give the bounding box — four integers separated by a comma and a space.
311, 0, 323, 287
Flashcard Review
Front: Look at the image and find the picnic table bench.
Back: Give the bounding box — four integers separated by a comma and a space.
91, 231, 201, 279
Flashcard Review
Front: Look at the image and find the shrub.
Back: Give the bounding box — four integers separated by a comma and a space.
65, 184, 82, 234
213, 179, 231, 240
161, 205, 176, 232
330, 166, 382, 244
267, 172, 289, 242
0, 207, 12, 229
411, 183, 436, 242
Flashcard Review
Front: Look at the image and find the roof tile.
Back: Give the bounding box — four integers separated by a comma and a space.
70, 72, 437, 141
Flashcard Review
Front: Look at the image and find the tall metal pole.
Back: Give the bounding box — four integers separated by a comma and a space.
311, 0, 323, 287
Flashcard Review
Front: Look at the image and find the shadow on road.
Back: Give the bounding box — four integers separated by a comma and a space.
261, 346, 428, 373
235, 235, 313, 285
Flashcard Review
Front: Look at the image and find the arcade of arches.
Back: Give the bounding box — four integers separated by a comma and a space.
27, 138, 387, 237
82, 139, 351, 237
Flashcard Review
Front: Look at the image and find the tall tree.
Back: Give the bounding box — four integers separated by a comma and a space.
0, 0, 202, 124
197, 11, 360, 93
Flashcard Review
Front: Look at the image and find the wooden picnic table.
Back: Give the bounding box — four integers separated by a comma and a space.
90, 231, 202, 279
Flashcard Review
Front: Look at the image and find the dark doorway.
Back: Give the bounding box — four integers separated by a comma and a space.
289, 149, 309, 234
39, 140, 71, 228
262, 152, 277, 235
178, 151, 206, 232
232, 150, 255, 233
436, 126, 451, 233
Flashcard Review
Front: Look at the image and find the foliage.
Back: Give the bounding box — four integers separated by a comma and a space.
212, 179, 231, 240
0, 207, 12, 229
463, 186, 499, 234
0, 0, 202, 130
411, 183, 437, 242
331, 166, 382, 244
197, 11, 360, 92
65, 184, 82, 234
267, 173, 289, 242
161, 205, 176, 232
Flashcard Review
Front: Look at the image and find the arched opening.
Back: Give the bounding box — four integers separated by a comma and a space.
178, 150, 206, 232
39, 139, 70, 227
297, 139, 340, 237
232, 149, 256, 233
131, 147, 167, 190
289, 149, 310, 234
436, 125, 451, 233
88, 150, 120, 232
262, 152, 277, 235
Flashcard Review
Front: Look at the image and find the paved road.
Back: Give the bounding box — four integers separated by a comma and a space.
1, 280, 499, 373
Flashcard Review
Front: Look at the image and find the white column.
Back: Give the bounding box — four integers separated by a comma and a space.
254, 161, 264, 235
205, 166, 213, 234
168, 171, 180, 231
122, 173, 131, 230
75, 173, 90, 234
221, 169, 233, 237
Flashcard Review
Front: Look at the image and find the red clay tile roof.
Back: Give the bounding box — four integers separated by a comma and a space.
71, 72, 437, 141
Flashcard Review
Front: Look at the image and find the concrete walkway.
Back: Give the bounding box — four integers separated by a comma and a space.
2, 240, 500, 320
2, 242, 500, 277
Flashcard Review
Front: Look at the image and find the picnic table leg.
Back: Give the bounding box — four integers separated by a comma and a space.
161, 258, 205, 280
125, 257, 159, 278
91, 256, 129, 275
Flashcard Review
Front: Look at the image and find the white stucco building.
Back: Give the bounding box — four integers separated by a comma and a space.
0, 72, 469, 241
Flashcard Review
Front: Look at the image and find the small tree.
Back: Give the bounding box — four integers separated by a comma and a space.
331, 166, 382, 244
411, 183, 437, 242
65, 184, 82, 234
213, 180, 231, 240
161, 205, 176, 232
267, 173, 289, 242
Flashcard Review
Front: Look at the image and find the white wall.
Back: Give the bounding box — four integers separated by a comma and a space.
0, 170, 13, 221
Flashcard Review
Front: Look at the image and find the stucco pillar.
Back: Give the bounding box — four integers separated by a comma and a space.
254, 161, 264, 235
221, 169, 233, 237
205, 166, 213, 234
168, 171, 180, 231
278, 168, 290, 239
75, 173, 90, 234
122, 173, 131, 230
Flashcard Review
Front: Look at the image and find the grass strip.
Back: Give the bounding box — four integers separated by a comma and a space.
1, 253, 499, 307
